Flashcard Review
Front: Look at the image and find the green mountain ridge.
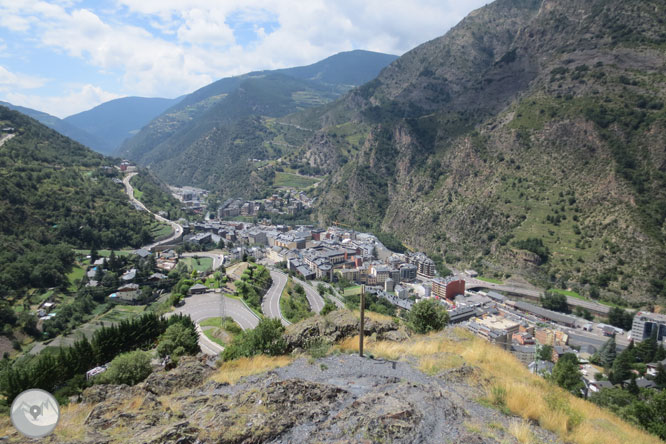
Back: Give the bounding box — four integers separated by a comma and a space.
64, 96, 182, 155
116, 50, 399, 192
0, 101, 109, 154
0, 105, 156, 298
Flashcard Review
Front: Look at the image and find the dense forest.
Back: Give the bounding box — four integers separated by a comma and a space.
0, 106, 154, 298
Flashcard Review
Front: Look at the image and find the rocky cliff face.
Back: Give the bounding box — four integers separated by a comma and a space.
295, 0, 666, 304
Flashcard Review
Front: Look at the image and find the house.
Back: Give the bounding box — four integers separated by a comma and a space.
116, 283, 140, 302
188, 283, 208, 295
85, 280, 99, 288
148, 273, 167, 281
134, 248, 151, 258
622, 378, 658, 390
647, 359, 666, 377
586, 380, 614, 394
528, 360, 555, 375
121, 268, 137, 281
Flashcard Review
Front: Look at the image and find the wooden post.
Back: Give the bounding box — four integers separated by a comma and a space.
360, 284, 365, 357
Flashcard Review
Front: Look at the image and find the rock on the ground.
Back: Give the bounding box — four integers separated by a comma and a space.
283, 309, 407, 351
142, 355, 212, 396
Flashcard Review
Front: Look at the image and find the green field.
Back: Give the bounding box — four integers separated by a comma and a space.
274, 172, 320, 189
477, 276, 504, 285
550, 288, 582, 299
98, 305, 146, 323
181, 256, 213, 272
200, 316, 242, 346
66, 265, 86, 291
150, 222, 173, 239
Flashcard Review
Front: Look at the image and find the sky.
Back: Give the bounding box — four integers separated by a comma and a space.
0, 0, 489, 118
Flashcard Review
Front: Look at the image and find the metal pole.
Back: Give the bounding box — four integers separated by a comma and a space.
360, 284, 365, 357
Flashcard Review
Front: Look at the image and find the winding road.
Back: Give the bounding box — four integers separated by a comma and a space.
294, 278, 326, 313
263, 270, 290, 325
122, 172, 184, 251
174, 291, 260, 355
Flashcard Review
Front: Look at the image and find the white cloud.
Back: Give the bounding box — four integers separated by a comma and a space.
0, 65, 47, 90
0, 0, 490, 114
7, 84, 121, 118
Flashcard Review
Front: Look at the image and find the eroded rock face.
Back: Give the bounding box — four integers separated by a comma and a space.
141, 355, 212, 396
283, 309, 407, 351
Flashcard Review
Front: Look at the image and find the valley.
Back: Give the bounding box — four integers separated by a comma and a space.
1, 0, 666, 442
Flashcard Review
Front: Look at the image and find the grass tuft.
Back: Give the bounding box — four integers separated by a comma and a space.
211, 355, 292, 385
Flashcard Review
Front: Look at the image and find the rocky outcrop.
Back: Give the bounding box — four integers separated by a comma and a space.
141, 355, 212, 396
283, 309, 408, 351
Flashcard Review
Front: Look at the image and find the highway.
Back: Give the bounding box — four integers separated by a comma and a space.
181, 251, 225, 270
122, 172, 184, 251
174, 291, 260, 355
262, 270, 290, 325
294, 278, 325, 313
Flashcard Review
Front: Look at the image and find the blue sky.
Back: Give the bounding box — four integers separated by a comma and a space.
0, 0, 488, 117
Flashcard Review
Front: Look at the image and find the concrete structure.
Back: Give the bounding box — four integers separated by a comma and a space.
631, 311, 666, 343
408, 252, 436, 278
432, 276, 465, 300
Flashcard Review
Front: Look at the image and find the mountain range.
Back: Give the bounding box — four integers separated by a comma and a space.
117, 0, 665, 305
115, 50, 398, 193
0, 96, 180, 155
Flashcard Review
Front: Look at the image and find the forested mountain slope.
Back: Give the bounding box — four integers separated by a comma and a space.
0, 106, 154, 297
116, 50, 398, 193
64, 96, 181, 154
0, 101, 109, 153
290, 0, 666, 304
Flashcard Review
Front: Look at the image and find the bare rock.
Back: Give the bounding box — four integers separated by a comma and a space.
142, 356, 212, 396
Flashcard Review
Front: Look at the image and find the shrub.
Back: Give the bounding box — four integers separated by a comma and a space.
408, 299, 449, 334
100, 350, 152, 385
157, 323, 199, 359
221, 318, 286, 361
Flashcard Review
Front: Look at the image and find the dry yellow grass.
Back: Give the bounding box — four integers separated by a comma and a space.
336, 328, 662, 444
509, 420, 534, 444
53, 402, 94, 441
352, 309, 395, 323
211, 355, 292, 384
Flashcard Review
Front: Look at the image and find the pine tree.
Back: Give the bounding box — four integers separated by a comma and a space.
628, 374, 640, 395
636, 329, 658, 363
551, 353, 584, 396
600, 336, 617, 369
611, 348, 633, 384
655, 344, 666, 362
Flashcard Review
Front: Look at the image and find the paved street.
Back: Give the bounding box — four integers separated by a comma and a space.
123, 172, 184, 250
294, 278, 325, 313
263, 270, 290, 325
174, 291, 260, 355
464, 277, 611, 315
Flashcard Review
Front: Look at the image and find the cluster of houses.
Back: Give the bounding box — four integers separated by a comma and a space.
449, 288, 666, 397
82, 249, 168, 303
216, 192, 313, 219
170, 185, 208, 212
